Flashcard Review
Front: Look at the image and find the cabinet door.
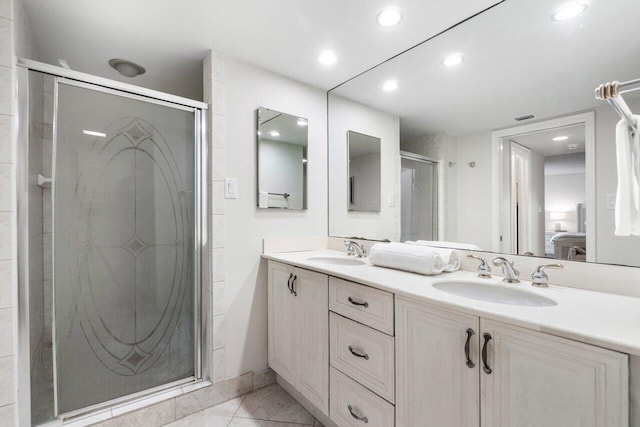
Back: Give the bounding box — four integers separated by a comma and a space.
481, 319, 629, 427
267, 262, 295, 384
294, 267, 329, 414
396, 297, 480, 427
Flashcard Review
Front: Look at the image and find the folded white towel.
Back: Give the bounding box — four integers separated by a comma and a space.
406, 241, 460, 272
369, 242, 446, 275
413, 240, 481, 251
615, 116, 640, 236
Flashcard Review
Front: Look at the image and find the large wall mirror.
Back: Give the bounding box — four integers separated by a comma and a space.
257, 107, 308, 210
328, 0, 640, 267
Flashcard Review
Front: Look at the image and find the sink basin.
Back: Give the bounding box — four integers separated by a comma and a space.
433, 281, 557, 307
307, 256, 366, 266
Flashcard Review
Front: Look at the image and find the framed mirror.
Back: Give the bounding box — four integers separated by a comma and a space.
328, 0, 640, 267
257, 107, 308, 210
348, 131, 381, 212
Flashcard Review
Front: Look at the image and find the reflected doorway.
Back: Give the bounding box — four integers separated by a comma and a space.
500, 122, 588, 260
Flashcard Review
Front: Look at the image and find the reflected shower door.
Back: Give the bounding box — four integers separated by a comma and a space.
400, 156, 438, 242
54, 81, 196, 414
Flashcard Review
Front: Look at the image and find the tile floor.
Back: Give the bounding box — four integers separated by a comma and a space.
163, 384, 323, 427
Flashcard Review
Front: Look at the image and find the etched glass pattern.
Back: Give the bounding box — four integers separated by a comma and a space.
54, 83, 195, 413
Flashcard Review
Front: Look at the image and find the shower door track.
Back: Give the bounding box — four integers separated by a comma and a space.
16, 59, 210, 426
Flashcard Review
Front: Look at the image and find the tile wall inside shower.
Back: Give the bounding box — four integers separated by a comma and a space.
28, 71, 55, 425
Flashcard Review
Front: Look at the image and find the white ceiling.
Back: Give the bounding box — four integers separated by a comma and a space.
259, 109, 308, 146
22, 0, 501, 100
349, 132, 381, 158
331, 0, 640, 140
512, 124, 585, 157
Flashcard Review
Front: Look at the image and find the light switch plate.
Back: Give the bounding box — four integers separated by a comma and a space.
387, 193, 395, 207
225, 178, 238, 199
605, 193, 616, 210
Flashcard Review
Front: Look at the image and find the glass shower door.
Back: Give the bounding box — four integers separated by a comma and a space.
54, 80, 197, 414
400, 155, 438, 242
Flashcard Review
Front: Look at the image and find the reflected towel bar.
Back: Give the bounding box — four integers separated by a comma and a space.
268, 192, 290, 198
595, 78, 640, 135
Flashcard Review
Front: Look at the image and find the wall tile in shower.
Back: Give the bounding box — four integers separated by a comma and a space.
0, 115, 11, 163
0, 17, 11, 68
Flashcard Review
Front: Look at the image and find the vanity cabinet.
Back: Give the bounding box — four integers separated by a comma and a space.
396, 296, 629, 427
395, 297, 480, 427
267, 261, 329, 414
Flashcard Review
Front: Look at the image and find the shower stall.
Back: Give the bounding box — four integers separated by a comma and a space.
400, 153, 439, 242
16, 61, 208, 425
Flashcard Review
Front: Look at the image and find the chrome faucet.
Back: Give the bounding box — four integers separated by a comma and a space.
467, 254, 492, 278
492, 257, 520, 283
531, 263, 563, 288
344, 240, 366, 258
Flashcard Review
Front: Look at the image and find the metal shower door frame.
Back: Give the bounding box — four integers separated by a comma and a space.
16, 60, 210, 425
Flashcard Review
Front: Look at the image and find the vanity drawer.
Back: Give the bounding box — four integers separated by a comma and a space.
330, 367, 395, 427
330, 313, 395, 402
329, 277, 394, 335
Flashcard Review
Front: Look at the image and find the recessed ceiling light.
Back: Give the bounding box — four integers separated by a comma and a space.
318, 50, 337, 65
377, 6, 403, 27
442, 53, 464, 67
269, 130, 281, 137
567, 143, 580, 150
382, 80, 399, 92
553, 136, 569, 141
83, 130, 106, 137
297, 118, 308, 127
552, 1, 588, 21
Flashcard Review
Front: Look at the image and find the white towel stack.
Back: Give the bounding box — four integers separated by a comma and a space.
406, 241, 460, 272
615, 116, 640, 236
368, 242, 447, 275
412, 240, 481, 251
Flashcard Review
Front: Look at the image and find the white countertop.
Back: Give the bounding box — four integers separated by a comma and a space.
263, 249, 640, 356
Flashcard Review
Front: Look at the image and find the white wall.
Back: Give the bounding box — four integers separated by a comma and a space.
545, 173, 585, 232
258, 139, 304, 209
349, 152, 380, 212
448, 131, 494, 249
530, 149, 545, 256
595, 97, 640, 266
223, 57, 327, 378
328, 94, 400, 240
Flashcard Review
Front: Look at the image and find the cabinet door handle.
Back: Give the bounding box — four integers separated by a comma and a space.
291, 275, 297, 297
348, 345, 370, 360
287, 273, 294, 294
348, 297, 369, 308
347, 404, 369, 423
464, 328, 475, 369
482, 333, 492, 374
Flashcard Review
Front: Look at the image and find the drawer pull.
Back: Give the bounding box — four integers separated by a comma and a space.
464, 328, 475, 369
482, 333, 492, 374
348, 345, 370, 360
348, 404, 369, 423
348, 297, 369, 308
291, 275, 297, 297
